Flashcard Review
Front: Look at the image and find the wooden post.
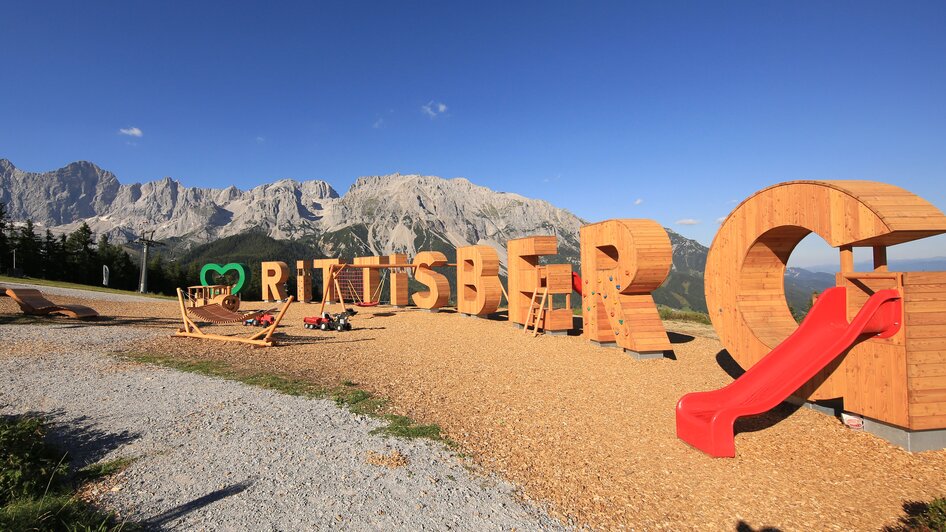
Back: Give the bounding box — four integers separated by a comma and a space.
873, 246, 888, 272
840, 245, 854, 273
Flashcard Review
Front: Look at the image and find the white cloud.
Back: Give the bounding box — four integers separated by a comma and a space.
676, 218, 701, 225
255, 136, 266, 143
119, 127, 143, 137
716, 216, 727, 224
634, 198, 643, 206
421, 100, 448, 118
372, 118, 384, 129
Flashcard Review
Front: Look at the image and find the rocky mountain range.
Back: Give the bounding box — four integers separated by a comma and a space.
0, 159, 832, 312
0, 159, 579, 266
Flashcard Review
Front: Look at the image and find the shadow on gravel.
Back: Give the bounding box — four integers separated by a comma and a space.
667, 332, 695, 344
144, 480, 255, 528
10, 409, 141, 467
0, 314, 179, 329
715, 349, 745, 380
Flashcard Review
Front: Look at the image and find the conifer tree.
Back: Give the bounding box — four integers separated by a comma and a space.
16, 220, 41, 276
0, 203, 8, 272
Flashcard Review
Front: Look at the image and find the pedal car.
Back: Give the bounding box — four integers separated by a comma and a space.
243, 313, 276, 327
303, 309, 356, 331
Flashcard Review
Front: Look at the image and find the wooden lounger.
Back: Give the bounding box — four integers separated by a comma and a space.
3, 287, 99, 319
173, 288, 293, 347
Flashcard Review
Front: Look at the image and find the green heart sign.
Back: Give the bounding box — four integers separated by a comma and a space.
200, 263, 249, 295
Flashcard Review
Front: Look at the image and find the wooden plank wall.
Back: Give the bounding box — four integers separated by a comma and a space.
905, 272, 946, 430
838, 272, 909, 427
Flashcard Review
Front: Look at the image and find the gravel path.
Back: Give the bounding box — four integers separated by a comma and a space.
0, 324, 564, 531
0, 280, 162, 303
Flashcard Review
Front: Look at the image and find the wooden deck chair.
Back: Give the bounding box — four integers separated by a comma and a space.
3, 287, 99, 319
173, 288, 294, 347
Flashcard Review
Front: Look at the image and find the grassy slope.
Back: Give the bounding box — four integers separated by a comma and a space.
0, 275, 174, 300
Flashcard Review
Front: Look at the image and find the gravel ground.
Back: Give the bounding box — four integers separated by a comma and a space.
0, 323, 565, 531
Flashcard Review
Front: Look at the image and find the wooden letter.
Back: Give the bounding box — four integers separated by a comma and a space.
705, 180, 946, 426
579, 220, 672, 355
313, 258, 344, 302
296, 260, 312, 302
411, 251, 450, 309
507, 236, 574, 332
388, 253, 409, 306
456, 245, 502, 316
261, 261, 289, 301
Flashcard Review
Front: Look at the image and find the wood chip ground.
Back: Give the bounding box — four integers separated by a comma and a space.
3, 294, 945, 530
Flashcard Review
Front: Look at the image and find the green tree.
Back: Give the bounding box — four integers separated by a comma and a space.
64, 222, 96, 284
41, 229, 64, 279
15, 220, 41, 276
0, 203, 8, 272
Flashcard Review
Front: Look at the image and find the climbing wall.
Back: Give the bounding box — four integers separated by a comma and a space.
579, 220, 672, 355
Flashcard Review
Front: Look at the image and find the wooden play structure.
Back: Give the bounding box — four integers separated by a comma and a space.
507, 236, 574, 334
174, 288, 294, 347
3, 287, 99, 319
456, 245, 503, 316
579, 220, 673, 357
353, 255, 389, 305
680, 180, 946, 456
186, 284, 240, 312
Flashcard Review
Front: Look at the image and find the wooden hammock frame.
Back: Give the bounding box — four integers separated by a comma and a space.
173, 288, 294, 347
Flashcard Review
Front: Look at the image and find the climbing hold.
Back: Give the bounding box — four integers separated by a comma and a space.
610, 311, 614, 317
603, 294, 608, 299
609, 275, 613, 282
591, 291, 595, 295
619, 319, 624, 325
616, 285, 621, 290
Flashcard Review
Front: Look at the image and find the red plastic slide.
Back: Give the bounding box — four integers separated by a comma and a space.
675, 286, 902, 457
572, 272, 583, 296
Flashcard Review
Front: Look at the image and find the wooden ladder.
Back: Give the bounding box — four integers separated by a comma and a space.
524, 286, 550, 337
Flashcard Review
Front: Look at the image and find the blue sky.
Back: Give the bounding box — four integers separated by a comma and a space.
2, 1, 945, 266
